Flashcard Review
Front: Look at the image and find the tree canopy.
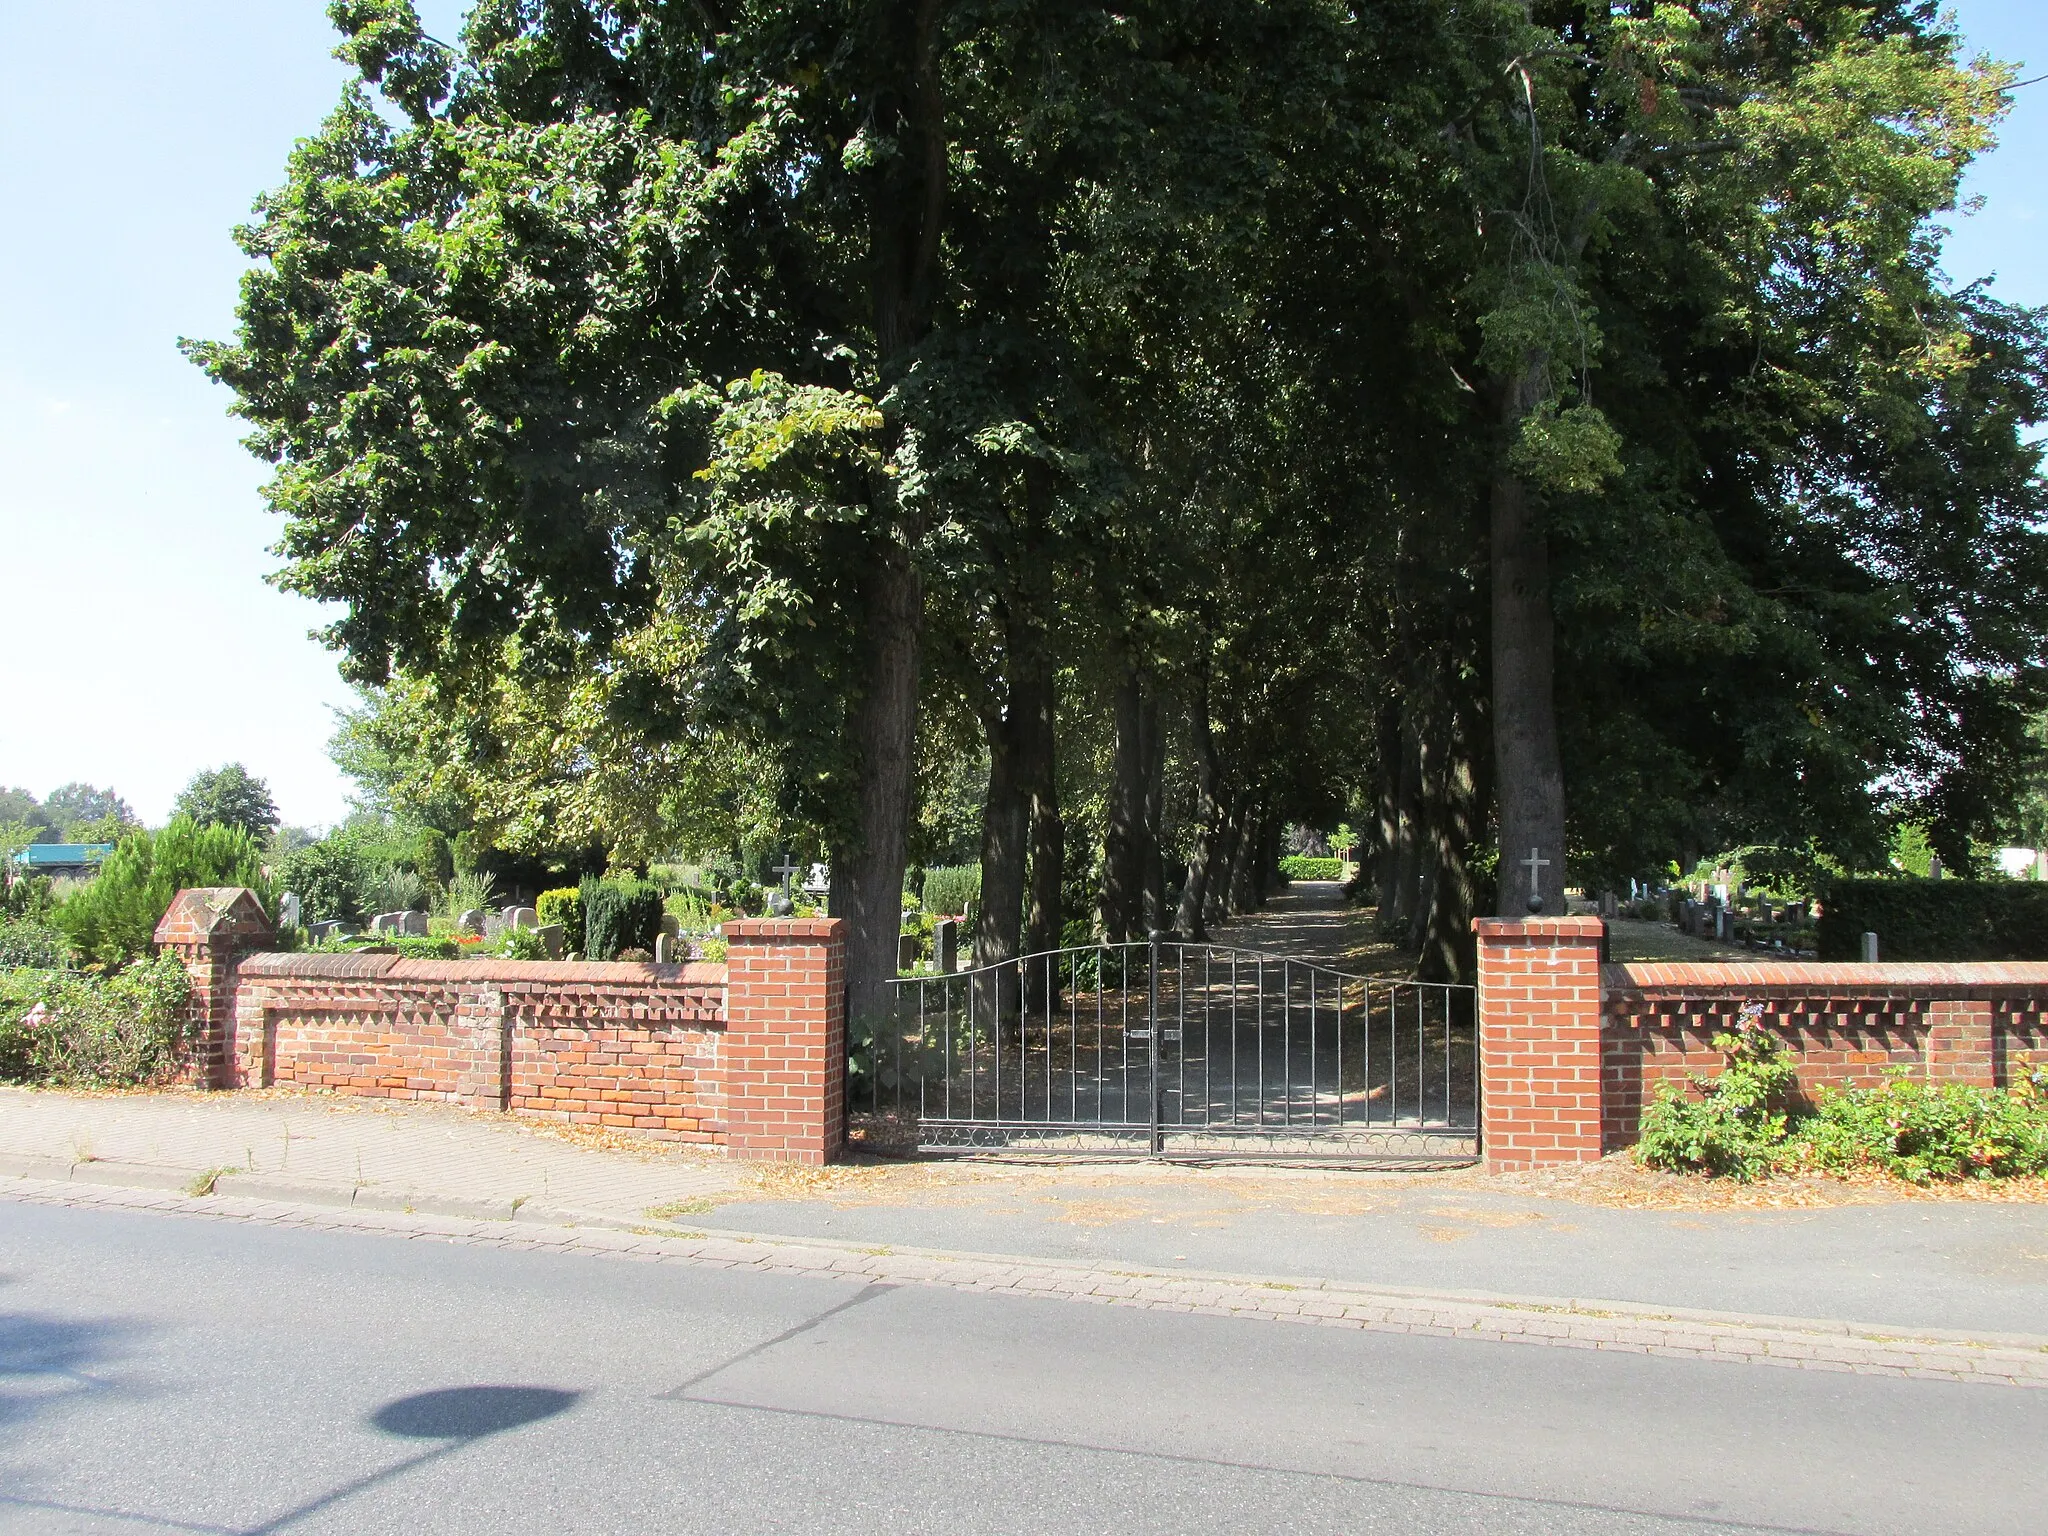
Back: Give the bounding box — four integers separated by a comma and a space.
172, 764, 282, 841
192, 0, 2048, 989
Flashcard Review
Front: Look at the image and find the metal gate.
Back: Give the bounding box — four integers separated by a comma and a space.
851, 938, 1477, 1163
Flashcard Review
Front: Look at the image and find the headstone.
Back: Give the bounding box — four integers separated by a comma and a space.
309, 920, 340, 941
537, 923, 565, 960
458, 908, 486, 935
371, 911, 407, 936
1715, 909, 1733, 942
898, 932, 921, 972
655, 932, 676, 964
398, 911, 429, 937
504, 906, 538, 930
279, 892, 301, 930
661, 913, 681, 938
1928, 855, 1944, 881
1861, 931, 1880, 964
1598, 891, 1618, 920
934, 917, 959, 974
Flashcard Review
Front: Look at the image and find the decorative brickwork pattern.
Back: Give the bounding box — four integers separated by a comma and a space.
156, 890, 848, 1161
1601, 962, 2048, 1152
1473, 917, 1606, 1172
721, 917, 847, 1165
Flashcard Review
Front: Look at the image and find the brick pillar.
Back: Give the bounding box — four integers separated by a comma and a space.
1474, 916, 1606, 1172
1924, 997, 1995, 1088
154, 888, 275, 1089
456, 984, 512, 1111
721, 917, 846, 1164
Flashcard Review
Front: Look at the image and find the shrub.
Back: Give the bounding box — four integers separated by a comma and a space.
581, 877, 663, 961
488, 925, 550, 961
921, 864, 981, 921
0, 954, 190, 1086
389, 935, 461, 960
56, 818, 271, 967
0, 917, 67, 969
1795, 1077, 2048, 1183
537, 886, 584, 938
1279, 856, 1345, 880
1635, 1008, 1799, 1181
1817, 879, 2048, 961
365, 866, 429, 916
274, 836, 372, 926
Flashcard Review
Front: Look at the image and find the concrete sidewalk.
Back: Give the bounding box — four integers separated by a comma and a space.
0, 1084, 738, 1226
5, 1084, 2045, 1339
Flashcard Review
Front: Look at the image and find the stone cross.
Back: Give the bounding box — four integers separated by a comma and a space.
1522, 847, 1550, 914
773, 853, 802, 891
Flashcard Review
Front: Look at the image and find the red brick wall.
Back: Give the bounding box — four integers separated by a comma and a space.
1474, 917, 1606, 1171
231, 955, 728, 1143
1601, 962, 2048, 1152
157, 890, 850, 1161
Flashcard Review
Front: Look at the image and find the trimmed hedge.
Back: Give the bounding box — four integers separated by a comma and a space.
1279, 856, 1345, 880
580, 877, 664, 961
1817, 879, 2048, 962
536, 886, 584, 940
921, 865, 981, 920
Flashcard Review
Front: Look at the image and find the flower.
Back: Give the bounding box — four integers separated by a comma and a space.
22, 1002, 47, 1030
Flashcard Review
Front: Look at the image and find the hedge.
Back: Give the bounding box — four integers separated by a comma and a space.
921, 865, 981, 920
1817, 879, 2048, 962
1278, 856, 1345, 880
580, 877, 664, 960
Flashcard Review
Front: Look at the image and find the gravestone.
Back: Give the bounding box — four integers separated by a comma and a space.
898, 932, 921, 972
398, 911, 429, 937
537, 923, 565, 959
933, 917, 959, 974
371, 911, 406, 936
655, 932, 677, 964
1598, 891, 1618, 920
458, 908, 486, 935
661, 913, 681, 939
309, 920, 340, 941
504, 906, 538, 930
279, 892, 301, 930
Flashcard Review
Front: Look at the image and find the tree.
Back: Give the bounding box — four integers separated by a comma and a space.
42, 784, 137, 842
56, 818, 272, 967
173, 764, 281, 840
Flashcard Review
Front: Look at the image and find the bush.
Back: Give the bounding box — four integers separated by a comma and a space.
1817, 879, 2048, 961
487, 925, 550, 961
389, 935, 461, 959
274, 836, 372, 926
1279, 856, 1345, 880
921, 864, 981, 921
0, 917, 67, 969
537, 886, 584, 939
0, 954, 190, 1086
581, 877, 664, 961
56, 818, 272, 967
1637, 1012, 2048, 1182
1635, 1010, 1799, 1181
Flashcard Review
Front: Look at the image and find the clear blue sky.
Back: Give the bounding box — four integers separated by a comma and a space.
0, 2, 2043, 831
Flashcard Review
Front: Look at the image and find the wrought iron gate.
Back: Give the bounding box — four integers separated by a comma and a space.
851, 938, 1477, 1163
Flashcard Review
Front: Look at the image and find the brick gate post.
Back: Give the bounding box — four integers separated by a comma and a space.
1474, 916, 1606, 1172
721, 917, 846, 1163
154, 888, 275, 1089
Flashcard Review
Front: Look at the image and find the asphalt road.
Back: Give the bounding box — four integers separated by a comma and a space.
2, 1199, 2042, 1535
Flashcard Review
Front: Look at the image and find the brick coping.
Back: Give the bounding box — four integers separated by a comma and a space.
236, 952, 727, 985
1606, 960, 2048, 1001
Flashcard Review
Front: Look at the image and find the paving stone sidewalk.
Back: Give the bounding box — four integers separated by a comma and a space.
7, 1175, 2045, 1391
0, 1085, 738, 1225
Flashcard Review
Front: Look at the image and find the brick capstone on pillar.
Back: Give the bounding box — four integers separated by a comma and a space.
1473, 915, 1606, 1173
153, 888, 277, 1089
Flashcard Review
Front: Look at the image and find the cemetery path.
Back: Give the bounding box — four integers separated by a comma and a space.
1211, 879, 1414, 974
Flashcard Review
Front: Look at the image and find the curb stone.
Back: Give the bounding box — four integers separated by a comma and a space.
5, 1170, 2045, 1389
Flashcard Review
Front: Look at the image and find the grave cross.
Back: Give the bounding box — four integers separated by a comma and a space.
1522, 846, 1550, 915
772, 853, 802, 890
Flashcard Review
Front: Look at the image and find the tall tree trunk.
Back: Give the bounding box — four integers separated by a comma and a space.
1022, 657, 1062, 1011
1175, 690, 1224, 940
1382, 718, 1422, 938
1372, 701, 1402, 921
1418, 707, 1481, 983
1491, 362, 1568, 918
1098, 659, 1147, 942
973, 699, 1029, 977
1141, 690, 1168, 933
838, 544, 924, 1031
1211, 797, 1249, 926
